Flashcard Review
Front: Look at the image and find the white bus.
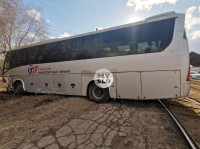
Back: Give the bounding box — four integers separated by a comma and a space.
2, 12, 190, 103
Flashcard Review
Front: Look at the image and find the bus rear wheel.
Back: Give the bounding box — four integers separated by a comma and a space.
88, 82, 109, 103
14, 82, 25, 95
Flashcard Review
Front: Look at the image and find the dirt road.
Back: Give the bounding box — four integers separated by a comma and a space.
0, 92, 190, 149
0, 79, 199, 149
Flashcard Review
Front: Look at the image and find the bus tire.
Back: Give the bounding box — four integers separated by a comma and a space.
14, 82, 25, 95
88, 82, 109, 103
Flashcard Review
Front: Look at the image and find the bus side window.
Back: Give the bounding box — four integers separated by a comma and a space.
10, 52, 17, 69
159, 40, 163, 51
117, 45, 130, 55
137, 42, 148, 54
130, 42, 138, 54
151, 41, 156, 52
107, 46, 119, 56
83, 35, 97, 59
145, 42, 152, 53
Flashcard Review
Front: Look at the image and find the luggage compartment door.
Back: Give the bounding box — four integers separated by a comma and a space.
141, 71, 181, 99
117, 72, 141, 99
24, 75, 54, 94
54, 75, 66, 95
65, 74, 82, 96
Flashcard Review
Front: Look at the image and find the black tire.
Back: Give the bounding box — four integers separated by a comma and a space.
14, 82, 25, 95
88, 82, 109, 103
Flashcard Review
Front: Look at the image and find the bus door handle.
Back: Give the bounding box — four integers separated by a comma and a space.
45, 83, 48, 87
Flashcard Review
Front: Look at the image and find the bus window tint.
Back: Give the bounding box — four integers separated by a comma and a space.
10, 52, 17, 69
151, 41, 159, 53
118, 45, 130, 51
138, 42, 148, 54
62, 41, 72, 61
71, 37, 83, 60
117, 45, 130, 55
3, 18, 175, 72
82, 34, 101, 59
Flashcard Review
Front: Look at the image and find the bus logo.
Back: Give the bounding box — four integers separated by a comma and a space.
94, 69, 114, 88
28, 65, 38, 74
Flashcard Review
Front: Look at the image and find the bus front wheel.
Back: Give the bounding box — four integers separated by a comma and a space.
14, 82, 25, 95
88, 82, 109, 103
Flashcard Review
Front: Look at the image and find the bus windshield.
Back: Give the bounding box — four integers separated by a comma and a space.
3, 54, 10, 74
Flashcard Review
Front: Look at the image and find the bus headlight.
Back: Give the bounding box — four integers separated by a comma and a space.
2, 76, 8, 83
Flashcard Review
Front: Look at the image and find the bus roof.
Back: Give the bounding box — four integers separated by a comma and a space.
8, 11, 180, 52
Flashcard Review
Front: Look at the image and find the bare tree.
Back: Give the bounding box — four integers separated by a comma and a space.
0, 0, 49, 54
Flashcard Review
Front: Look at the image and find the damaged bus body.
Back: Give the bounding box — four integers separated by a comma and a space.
2, 12, 190, 102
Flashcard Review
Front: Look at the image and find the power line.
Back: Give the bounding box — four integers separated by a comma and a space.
46, 26, 65, 33
47, 24, 77, 34
44, 26, 74, 38
46, 26, 73, 36
4, 19, 76, 34
45, 25, 79, 38
38, 0, 83, 31
160, 1, 166, 13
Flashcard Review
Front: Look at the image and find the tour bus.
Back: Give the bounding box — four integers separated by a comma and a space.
2, 12, 190, 103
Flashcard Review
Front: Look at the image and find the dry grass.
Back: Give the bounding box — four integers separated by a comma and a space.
0, 77, 7, 92
189, 80, 200, 102
0, 60, 3, 75
168, 80, 200, 147
173, 80, 200, 116
191, 80, 200, 86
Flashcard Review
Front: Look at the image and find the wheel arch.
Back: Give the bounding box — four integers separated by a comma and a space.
86, 80, 111, 97
87, 80, 95, 96
13, 79, 25, 90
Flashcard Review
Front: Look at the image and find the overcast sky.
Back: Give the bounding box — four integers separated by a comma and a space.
23, 0, 200, 53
